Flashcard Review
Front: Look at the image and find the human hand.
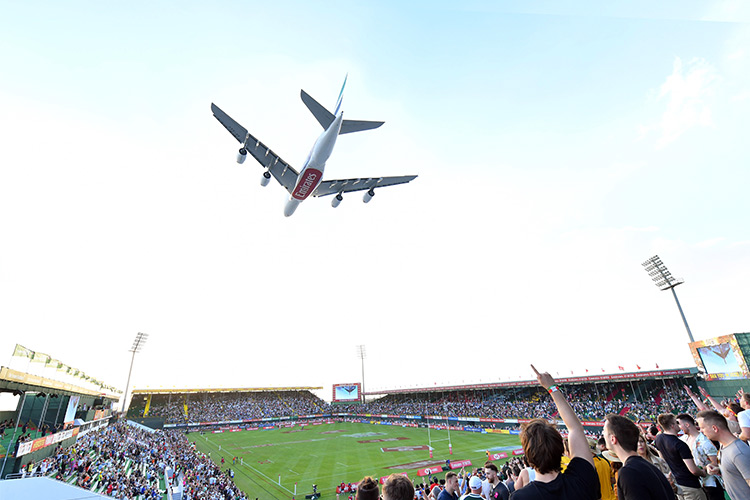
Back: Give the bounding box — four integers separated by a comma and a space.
531, 364, 555, 390
706, 464, 720, 476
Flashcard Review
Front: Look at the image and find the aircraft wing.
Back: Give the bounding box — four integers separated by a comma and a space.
211, 103, 299, 193
313, 175, 418, 197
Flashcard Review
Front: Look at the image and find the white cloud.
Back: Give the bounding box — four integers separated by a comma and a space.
639, 57, 719, 148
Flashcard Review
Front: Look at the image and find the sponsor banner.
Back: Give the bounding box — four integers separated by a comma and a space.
380, 473, 408, 484
17, 440, 33, 456
261, 426, 274, 430
359, 437, 408, 444
480, 418, 505, 423
581, 421, 605, 427
487, 453, 508, 461
212, 430, 224, 434
511, 448, 525, 456
510, 430, 520, 435
17, 427, 79, 457
383, 445, 430, 452
462, 426, 485, 433
417, 466, 443, 477
230, 429, 242, 432
449, 460, 472, 469
246, 427, 259, 431
485, 429, 509, 435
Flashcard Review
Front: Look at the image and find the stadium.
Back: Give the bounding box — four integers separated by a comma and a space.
2, 332, 750, 499
3, 3, 749, 500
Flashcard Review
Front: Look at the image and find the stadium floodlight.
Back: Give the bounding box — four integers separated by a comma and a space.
121, 332, 148, 413
641, 255, 695, 343
357, 345, 366, 404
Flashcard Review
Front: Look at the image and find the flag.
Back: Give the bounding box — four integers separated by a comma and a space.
636, 364, 641, 370
585, 369, 589, 373
31, 352, 50, 363
12, 344, 34, 359
601, 368, 605, 373
656, 363, 660, 369
618, 366, 624, 371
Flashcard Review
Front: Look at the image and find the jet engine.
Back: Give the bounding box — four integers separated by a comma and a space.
236, 148, 248, 164
331, 193, 343, 208
362, 189, 375, 203
260, 171, 271, 187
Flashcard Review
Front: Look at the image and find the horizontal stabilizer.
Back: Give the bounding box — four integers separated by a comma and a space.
339, 119, 384, 134
301, 90, 334, 130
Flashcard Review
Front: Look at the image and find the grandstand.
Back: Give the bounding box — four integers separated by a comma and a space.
0, 366, 118, 479
4, 333, 750, 499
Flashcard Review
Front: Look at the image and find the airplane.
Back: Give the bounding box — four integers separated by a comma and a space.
211, 76, 417, 216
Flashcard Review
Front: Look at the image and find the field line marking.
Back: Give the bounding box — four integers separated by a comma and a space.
336, 462, 348, 467
199, 433, 295, 495
288, 469, 299, 475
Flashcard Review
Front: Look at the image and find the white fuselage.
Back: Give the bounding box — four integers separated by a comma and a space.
284, 112, 344, 217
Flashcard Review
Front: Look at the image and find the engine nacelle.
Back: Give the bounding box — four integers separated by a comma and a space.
331, 193, 343, 208
260, 171, 271, 187
236, 148, 248, 164
362, 189, 375, 203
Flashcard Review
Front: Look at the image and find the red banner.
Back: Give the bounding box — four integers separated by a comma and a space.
417, 466, 443, 477
511, 449, 525, 456
487, 453, 508, 461
379, 473, 408, 484
580, 421, 605, 427
449, 460, 472, 469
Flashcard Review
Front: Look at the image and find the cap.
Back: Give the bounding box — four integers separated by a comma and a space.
469, 476, 483, 490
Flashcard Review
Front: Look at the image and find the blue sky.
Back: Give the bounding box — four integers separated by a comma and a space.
1, 1, 748, 404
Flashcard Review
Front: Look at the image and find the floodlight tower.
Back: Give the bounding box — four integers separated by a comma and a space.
357, 345, 366, 404
122, 332, 148, 414
642, 255, 695, 343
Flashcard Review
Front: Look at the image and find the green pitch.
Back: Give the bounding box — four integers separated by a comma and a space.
189, 422, 521, 500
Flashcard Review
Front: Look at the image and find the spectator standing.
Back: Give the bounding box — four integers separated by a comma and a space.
603, 414, 673, 500
438, 472, 460, 500
697, 410, 750, 500
482, 462, 510, 500
460, 476, 483, 500
383, 474, 415, 500
509, 365, 599, 500
654, 413, 707, 500
677, 413, 725, 500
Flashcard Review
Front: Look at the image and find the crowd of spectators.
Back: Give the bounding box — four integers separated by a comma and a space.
136, 390, 325, 424
133, 381, 696, 425
24, 421, 247, 500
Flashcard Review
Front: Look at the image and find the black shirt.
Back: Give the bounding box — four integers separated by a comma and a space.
654, 433, 700, 489
617, 455, 674, 500
509, 457, 599, 500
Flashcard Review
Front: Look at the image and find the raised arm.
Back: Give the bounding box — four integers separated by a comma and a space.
684, 385, 709, 411
700, 387, 727, 412
531, 365, 593, 466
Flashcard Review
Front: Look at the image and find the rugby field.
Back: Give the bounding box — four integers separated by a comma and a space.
190, 422, 521, 500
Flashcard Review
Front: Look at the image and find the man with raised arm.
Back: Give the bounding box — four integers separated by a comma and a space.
509, 365, 599, 500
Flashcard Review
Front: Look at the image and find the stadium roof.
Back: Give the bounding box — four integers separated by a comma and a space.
364, 368, 698, 396
0, 477, 108, 499
0, 366, 119, 400
132, 386, 323, 395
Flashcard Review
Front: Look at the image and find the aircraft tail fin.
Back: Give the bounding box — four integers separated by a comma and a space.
301, 75, 383, 134
301, 90, 335, 130
339, 119, 384, 134
334, 74, 347, 115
